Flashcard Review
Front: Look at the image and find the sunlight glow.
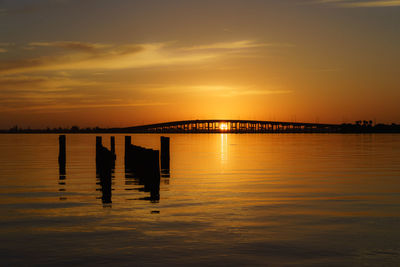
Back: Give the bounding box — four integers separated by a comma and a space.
220, 123, 228, 131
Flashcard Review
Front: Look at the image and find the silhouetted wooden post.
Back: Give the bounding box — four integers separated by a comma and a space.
111, 136, 115, 157
125, 136, 131, 165
153, 150, 161, 177
58, 135, 66, 174
96, 136, 102, 151
95, 141, 114, 205
150, 149, 160, 201
160, 136, 170, 170
96, 136, 102, 163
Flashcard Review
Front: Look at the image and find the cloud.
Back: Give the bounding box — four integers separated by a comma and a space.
348, 0, 400, 7
0, 40, 274, 75
149, 84, 293, 97
0, 75, 99, 91
0, 73, 169, 113
316, 0, 400, 7
190, 85, 293, 97
0, 41, 218, 75
29, 41, 111, 53
0, 43, 13, 53
0, 101, 170, 113
0, 74, 100, 104
221, 89, 293, 97
0, 75, 102, 114
0, 39, 283, 115
182, 40, 293, 51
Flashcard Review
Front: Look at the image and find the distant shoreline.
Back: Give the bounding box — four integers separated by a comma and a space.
2, 121, 400, 134
1, 130, 400, 134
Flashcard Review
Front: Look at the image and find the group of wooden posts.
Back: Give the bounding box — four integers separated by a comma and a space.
58, 135, 170, 204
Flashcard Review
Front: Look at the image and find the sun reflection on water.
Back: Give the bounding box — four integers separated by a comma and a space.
220, 133, 228, 164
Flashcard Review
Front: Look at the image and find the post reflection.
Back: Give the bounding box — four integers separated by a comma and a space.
58, 158, 67, 201
95, 136, 115, 207
125, 167, 160, 203
55, 135, 166, 206
161, 169, 170, 185
124, 137, 161, 203
96, 164, 113, 206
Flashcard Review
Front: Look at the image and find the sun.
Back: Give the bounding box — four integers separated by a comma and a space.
220, 122, 228, 131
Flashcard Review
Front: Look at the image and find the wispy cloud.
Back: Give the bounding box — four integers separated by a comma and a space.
0, 75, 100, 91
0, 100, 169, 113
0, 43, 13, 53
316, 0, 400, 7
0, 40, 288, 115
220, 89, 293, 97
0, 73, 169, 113
0, 42, 217, 75
192, 85, 292, 96
149, 84, 293, 97
29, 41, 111, 53
0, 40, 274, 75
182, 40, 293, 51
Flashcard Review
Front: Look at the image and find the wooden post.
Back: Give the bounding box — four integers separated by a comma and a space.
96, 142, 113, 205
58, 135, 66, 174
96, 136, 102, 152
96, 136, 102, 163
160, 136, 170, 170
125, 136, 131, 165
58, 135, 66, 163
110, 136, 115, 157
153, 149, 161, 177
150, 149, 160, 201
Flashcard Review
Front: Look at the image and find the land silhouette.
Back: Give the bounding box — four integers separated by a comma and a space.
2, 119, 400, 134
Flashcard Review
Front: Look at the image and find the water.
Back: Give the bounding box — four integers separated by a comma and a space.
0, 134, 400, 266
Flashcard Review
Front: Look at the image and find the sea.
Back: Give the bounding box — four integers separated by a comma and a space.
0, 134, 399, 266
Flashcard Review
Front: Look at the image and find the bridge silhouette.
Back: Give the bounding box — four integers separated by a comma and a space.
119, 119, 340, 133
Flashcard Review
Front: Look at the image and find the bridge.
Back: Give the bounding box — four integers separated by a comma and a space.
119, 120, 341, 133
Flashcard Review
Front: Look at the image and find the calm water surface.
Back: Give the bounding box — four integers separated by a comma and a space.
0, 134, 400, 266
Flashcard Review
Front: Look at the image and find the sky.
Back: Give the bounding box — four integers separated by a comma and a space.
0, 0, 399, 128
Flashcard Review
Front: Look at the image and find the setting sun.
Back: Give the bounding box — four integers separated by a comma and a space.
220, 123, 228, 131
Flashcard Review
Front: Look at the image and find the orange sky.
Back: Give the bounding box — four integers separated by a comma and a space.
0, 0, 399, 128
